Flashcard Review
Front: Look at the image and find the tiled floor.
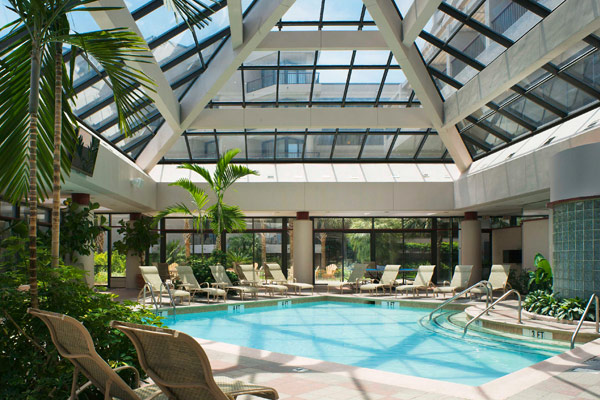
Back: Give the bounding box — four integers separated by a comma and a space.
104, 287, 600, 399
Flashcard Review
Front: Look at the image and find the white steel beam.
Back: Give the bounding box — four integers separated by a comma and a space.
136, 0, 296, 171
257, 30, 388, 50
228, 0, 244, 48
89, 0, 181, 130
402, 0, 442, 46
363, 0, 472, 171
190, 107, 433, 130
443, 0, 600, 128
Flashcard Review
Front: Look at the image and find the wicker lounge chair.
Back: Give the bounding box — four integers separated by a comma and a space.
176, 265, 227, 303
359, 265, 401, 295
469, 264, 511, 300
395, 265, 436, 298
111, 320, 279, 400
237, 264, 289, 297
434, 265, 474, 297
27, 308, 165, 400
327, 263, 368, 293
263, 263, 314, 295
138, 266, 191, 306
209, 265, 259, 300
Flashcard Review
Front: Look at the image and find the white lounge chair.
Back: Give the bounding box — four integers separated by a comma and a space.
327, 263, 368, 293
395, 265, 436, 298
176, 265, 226, 303
359, 265, 401, 295
264, 263, 314, 295
434, 265, 473, 298
208, 265, 259, 300
138, 266, 190, 306
470, 264, 511, 300
237, 264, 289, 297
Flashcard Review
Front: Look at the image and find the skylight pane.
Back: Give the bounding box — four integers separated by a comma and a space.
278, 69, 312, 102
322, 0, 365, 21
247, 135, 275, 159
281, 0, 322, 21
332, 134, 363, 158
245, 70, 277, 101
389, 135, 422, 159
353, 51, 390, 65
276, 135, 305, 159
305, 135, 334, 158
418, 135, 446, 159
345, 70, 384, 102
188, 135, 218, 160
153, 29, 194, 65
218, 135, 246, 159
360, 135, 394, 158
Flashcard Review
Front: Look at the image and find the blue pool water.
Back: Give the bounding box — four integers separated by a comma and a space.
164, 302, 561, 386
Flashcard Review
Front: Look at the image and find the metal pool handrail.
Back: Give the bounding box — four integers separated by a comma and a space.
428, 280, 493, 321
570, 293, 599, 349
463, 289, 522, 335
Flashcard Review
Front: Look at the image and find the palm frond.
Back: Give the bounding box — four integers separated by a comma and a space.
154, 203, 194, 224
178, 163, 214, 187
163, 0, 216, 28
0, 30, 77, 203
57, 29, 155, 137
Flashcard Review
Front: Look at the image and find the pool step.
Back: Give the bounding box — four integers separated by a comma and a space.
421, 312, 568, 355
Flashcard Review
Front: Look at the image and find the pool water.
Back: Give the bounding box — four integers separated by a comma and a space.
164, 301, 561, 386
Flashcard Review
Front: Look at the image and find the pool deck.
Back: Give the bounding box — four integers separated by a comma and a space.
105, 287, 600, 399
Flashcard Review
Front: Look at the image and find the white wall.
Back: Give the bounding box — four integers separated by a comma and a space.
156, 181, 455, 214
522, 218, 550, 271
492, 226, 522, 265
64, 140, 157, 212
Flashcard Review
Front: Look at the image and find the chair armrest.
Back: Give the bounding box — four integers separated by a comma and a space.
442, 280, 450, 286
200, 282, 210, 288
113, 365, 141, 388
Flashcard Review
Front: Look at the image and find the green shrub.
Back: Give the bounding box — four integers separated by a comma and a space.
508, 269, 530, 295
0, 264, 164, 399
189, 250, 238, 284
524, 290, 594, 322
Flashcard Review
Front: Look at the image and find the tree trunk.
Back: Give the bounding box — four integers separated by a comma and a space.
183, 219, 191, 258
260, 232, 267, 265
319, 232, 327, 269
28, 40, 42, 308
51, 42, 63, 269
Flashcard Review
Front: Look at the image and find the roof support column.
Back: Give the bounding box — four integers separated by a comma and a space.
363, 0, 472, 171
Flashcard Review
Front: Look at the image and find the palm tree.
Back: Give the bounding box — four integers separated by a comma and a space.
180, 149, 258, 249
156, 149, 258, 252
0, 1, 157, 306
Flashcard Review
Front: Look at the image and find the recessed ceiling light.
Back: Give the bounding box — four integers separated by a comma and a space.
267, 175, 274, 179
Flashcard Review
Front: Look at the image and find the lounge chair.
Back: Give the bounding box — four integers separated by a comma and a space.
469, 264, 511, 300
27, 308, 165, 400
112, 320, 279, 400
263, 262, 314, 295
359, 265, 401, 295
138, 266, 191, 306
395, 265, 436, 298
176, 265, 227, 303
327, 263, 368, 293
237, 264, 289, 297
209, 265, 259, 300
434, 265, 474, 297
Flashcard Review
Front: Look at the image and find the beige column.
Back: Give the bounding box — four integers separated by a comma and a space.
293, 212, 313, 284
460, 212, 482, 285
125, 213, 142, 289
71, 193, 95, 287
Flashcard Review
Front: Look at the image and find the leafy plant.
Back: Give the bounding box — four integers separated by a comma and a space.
113, 217, 159, 258
524, 290, 558, 316
166, 240, 187, 265
508, 269, 530, 295
528, 253, 553, 292
188, 250, 238, 284
59, 199, 107, 261
0, 262, 164, 399
556, 297, 588, 321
